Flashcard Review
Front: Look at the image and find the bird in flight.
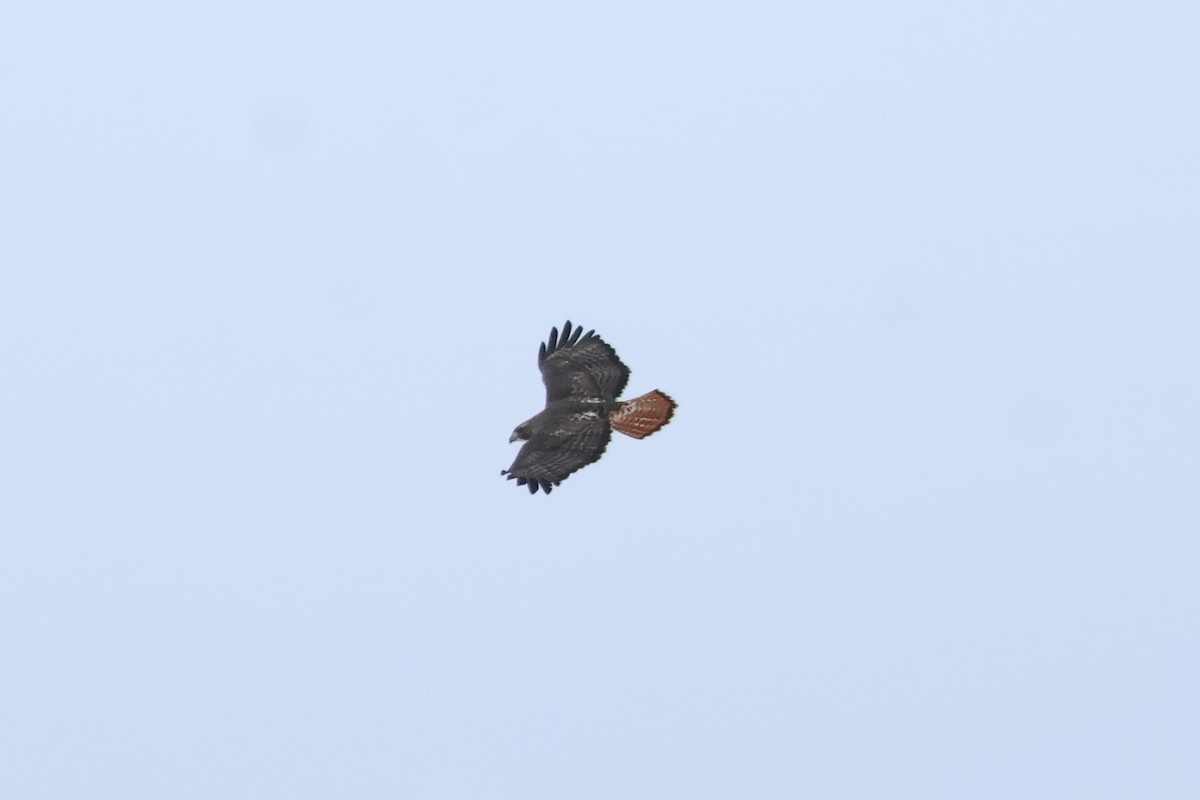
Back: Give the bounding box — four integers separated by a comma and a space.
502, 321, 676, 495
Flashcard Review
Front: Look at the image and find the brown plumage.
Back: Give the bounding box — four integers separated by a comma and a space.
502, 321, 676, 495
610, 389, 676, 439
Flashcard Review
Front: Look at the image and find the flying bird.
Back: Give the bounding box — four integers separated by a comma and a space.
502, 321, 676, 495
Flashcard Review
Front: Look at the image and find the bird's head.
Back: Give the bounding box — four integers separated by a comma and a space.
509, 423, 530, 443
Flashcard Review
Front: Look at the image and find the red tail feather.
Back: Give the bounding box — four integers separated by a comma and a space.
610, 390, 676, 439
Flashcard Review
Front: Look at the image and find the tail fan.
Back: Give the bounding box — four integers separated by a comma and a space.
610, 390, 677, 439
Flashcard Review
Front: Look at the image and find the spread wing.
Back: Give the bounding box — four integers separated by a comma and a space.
538, 321, 630, 404
501, 409, 611, 494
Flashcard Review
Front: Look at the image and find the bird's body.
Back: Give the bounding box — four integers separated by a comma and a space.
502, 321, 676, 494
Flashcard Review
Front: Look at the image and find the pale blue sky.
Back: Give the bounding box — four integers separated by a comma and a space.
2, 1, 1198, 797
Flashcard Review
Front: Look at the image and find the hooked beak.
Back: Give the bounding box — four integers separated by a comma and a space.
509, 431, 520, 443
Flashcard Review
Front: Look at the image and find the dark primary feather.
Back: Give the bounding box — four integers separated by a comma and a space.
563, 322, 584, 346
540, 320, 596, 362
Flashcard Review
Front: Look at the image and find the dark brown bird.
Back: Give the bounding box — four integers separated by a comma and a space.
502, 321, 676, 494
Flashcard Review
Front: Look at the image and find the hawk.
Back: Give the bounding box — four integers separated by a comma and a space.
502, 321, 676, 495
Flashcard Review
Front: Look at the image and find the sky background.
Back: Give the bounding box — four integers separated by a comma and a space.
2, 1, 1198, 798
